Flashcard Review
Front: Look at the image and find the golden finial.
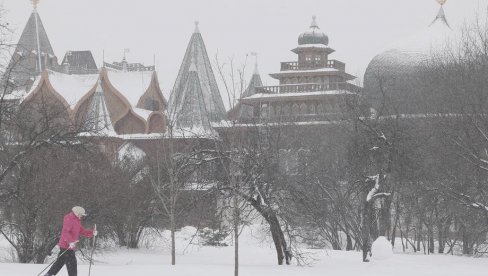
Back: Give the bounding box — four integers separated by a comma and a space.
436, 0, 447, 6
31, 0, 40, 9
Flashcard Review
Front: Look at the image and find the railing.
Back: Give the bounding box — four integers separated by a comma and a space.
280, 60, 346, 71
67, 66, 99, 75
255, 82, 361, 94
236, 113, 344, 124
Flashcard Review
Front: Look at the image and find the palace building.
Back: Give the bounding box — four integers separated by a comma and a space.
1, 0, 461, 230
230, 16, 360, 124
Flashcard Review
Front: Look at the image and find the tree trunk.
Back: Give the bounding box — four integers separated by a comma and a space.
346, 232, 353, 251
416, 222, 422, 251
170, 210, 176, 265
330, 229, 342, 250
250, 198, 290, 265
127, 227, 141, 249
362, 200, 373, 262
437, 223, 446, 254
268, 212, 290, 265
428, 226, 435, 254
461, 226, 472, 255
379, 198, 392, 238
391, 211, 399, 248
234, 189, 239, 276
116, 229, 128, 247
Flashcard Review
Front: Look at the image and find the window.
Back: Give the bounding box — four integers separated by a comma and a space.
300, 103, 308, 115
261, 104, 269, 118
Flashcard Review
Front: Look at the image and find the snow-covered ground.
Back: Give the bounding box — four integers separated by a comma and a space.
0, 225, 487, 276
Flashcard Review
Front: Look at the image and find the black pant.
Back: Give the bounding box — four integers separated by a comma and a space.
47, 249, 77, 276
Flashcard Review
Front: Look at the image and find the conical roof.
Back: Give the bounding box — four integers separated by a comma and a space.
169, 23, 226, 123
242, 71, 263, 99
239, 71, 263, 119
171, 61, 214, 136
5, 9, 57, 91
16, 10, 55, 56
84, 80, 116, 136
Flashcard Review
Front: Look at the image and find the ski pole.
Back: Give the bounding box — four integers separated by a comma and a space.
36, 248, 69, 276
88, 224, 97, 276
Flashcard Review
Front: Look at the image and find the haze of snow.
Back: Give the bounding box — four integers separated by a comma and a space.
2, 0, 485, 109
1, 225, 487, 276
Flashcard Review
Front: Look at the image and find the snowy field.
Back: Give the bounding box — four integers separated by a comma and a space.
0, 226, 487, 276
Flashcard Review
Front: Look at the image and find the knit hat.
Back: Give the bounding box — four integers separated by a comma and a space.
72, 206, 87, 217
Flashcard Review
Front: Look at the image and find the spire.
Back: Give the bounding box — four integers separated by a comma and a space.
85, 80, 116, 136
431, 1, 450, 28
310, 16, 319, 30
5, 7, 57, 90
16, 9, 54, 56
34, 9, 42, 73
194, 21, 200, 33
169, 24, 226, 123
242, 68, 263, 99
239, 68, 263, 120
251, 52, 259, 75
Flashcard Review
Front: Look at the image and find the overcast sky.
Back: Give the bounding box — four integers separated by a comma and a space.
1, 0, 487, 100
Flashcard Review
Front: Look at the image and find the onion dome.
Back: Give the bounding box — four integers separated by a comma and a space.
363, 3, 454, 114
298, 16, 329, 46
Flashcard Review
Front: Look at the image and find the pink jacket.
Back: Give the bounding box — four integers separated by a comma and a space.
58, 212, 94, 249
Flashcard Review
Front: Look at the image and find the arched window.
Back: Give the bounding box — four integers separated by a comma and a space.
291, 104, 299, 116
275, 105, 282, 117
261, 104, 269, 118
283, 104, 290, 116
309, 104, 316, 115
317, 104, 325, 114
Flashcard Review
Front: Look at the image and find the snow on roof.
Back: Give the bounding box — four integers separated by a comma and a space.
242, 90, 353, 101
106, 70, 153, 107
276, 67, 339, 74
3, 93, 23, 101
133, 107, 153, 120
25, 70, 99, 108
213, 120, 339, 129
118, 133, 165, 140
7, 85, 32, 101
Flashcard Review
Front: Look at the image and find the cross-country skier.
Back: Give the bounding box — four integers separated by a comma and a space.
44, 206, 98, 276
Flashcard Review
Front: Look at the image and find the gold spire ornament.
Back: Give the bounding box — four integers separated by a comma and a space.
436, 0, 447, 6
31, 0, 40, 9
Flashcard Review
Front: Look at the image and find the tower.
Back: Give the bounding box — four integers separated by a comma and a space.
238, 17, 359, 123
5, 1, 58, 91
169, 22, 226, 123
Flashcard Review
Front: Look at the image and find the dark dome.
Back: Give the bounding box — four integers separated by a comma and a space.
298, 16, 329, 46
363, 7, 454, 114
